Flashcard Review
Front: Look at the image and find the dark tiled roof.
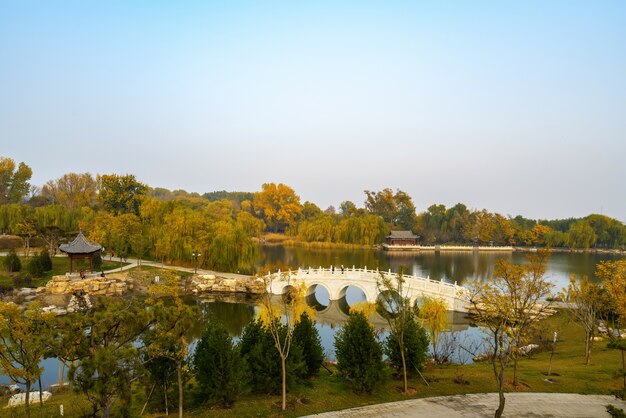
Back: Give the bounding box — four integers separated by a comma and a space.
59, 232, 102, 254
386, 230, 419, 239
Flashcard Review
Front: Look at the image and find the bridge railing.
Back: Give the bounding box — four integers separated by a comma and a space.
263, 266, 464, 290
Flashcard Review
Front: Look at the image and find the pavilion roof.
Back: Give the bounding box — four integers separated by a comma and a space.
386, 230, 419, 239
59, 232, 102, 254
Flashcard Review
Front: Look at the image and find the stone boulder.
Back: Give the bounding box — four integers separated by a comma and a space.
190, 275, 265, 296
8, 391, 52, 407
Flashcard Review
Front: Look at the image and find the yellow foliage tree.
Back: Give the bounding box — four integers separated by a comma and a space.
418, 297, 449, 363
253, 183, 302, 233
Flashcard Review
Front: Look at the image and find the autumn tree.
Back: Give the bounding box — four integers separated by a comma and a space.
41, 172, 98, 209
97, 173, 147, 215
0, 302, 54, 418
467, 251, 553, 418
563, 276, 609, 365
0, 157, 32, 204
597, 260, 626, 392
253, 183, 302, 232
418, 297, 449, 363
364, 188, 417, 230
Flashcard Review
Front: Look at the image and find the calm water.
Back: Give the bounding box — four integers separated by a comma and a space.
3, 247, 623, 390
256, 246, 624, 289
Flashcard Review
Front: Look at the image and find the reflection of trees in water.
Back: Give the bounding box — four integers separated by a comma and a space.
188, 299, 256, 338
257, 245, 625, 289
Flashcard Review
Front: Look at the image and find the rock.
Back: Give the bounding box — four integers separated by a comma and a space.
519, 344, 539, 355
42, 305, 68, 315
8, 391, 52, 407
9, 384, 20, 393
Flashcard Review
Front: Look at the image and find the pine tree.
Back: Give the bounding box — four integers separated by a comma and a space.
3, 249, 21, 273
334, 311, 385, 393
193, 321, 249, 407
27, 256, 44, 278
293, 312, 324, 376
38, 249, 53, 272
384, 313, 429, 376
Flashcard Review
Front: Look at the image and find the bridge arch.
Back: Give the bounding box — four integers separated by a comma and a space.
305, 283, 331, 311
264, 267, 469, 313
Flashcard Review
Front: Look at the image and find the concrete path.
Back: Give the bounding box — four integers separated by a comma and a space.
100, 256, 251, 279
305, 393, 626, 417
0, 251, 250, 280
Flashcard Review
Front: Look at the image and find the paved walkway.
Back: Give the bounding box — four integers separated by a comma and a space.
100, 256, 251, 279
305, 393, 626, 417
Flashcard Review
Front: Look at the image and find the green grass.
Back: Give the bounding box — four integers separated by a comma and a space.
2, 311, 624, 417
0, 256, 123, 288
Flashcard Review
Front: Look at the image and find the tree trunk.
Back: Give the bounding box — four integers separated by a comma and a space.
495, 367, 506, 418
25, 381, 31, 418
584, 331, 591, 365
102, 400, 112, 418
140, 382, 157, 416
38, 375, 43, 406
177, 361, 183, 418
164, 383, 169, 415
281, 355, 287, 411
622, 349, 625, 390
400, 341, 408, 393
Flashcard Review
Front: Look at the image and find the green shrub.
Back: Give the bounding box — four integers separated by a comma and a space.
193, 321, 249, 407
92, 252, 102, 271
607, 404, 626, 418
293, 311, 324, 376
39, 249, 52, 272
3, 249, 21, 273
334, 311, 386, 393
27, 256, 44, 278
384, 313, 430, 376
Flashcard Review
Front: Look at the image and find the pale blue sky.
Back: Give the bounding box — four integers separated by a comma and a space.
1, 1, 625, 221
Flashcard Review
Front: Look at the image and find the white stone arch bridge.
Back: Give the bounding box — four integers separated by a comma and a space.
264, 266, 470, 313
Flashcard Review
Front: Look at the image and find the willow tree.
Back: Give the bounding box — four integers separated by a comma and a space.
418, 297, 449, 363
467, 251, 553, 418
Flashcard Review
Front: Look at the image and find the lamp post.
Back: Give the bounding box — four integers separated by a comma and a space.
192, 252, 201, 273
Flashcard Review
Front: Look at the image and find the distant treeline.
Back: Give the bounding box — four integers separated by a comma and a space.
0, 156, 624, 274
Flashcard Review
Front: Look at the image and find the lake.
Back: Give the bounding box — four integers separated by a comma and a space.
3, 246, 623, 390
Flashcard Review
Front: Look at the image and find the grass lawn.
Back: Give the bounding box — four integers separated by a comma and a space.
2, 310, 624, 417
0, 255, 123, 288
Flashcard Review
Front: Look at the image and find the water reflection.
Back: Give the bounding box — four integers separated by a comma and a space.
257, 246, 624, 289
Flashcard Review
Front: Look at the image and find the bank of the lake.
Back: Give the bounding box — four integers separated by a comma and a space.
3, 310, 624, 418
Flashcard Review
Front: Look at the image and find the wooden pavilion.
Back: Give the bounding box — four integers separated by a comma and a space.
385, 231, 420, 246
59, 231, 102, 274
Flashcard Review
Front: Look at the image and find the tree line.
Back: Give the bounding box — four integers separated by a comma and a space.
1, 157, 624, 276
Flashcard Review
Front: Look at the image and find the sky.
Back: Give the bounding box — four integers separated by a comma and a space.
1, 1, 625, 221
